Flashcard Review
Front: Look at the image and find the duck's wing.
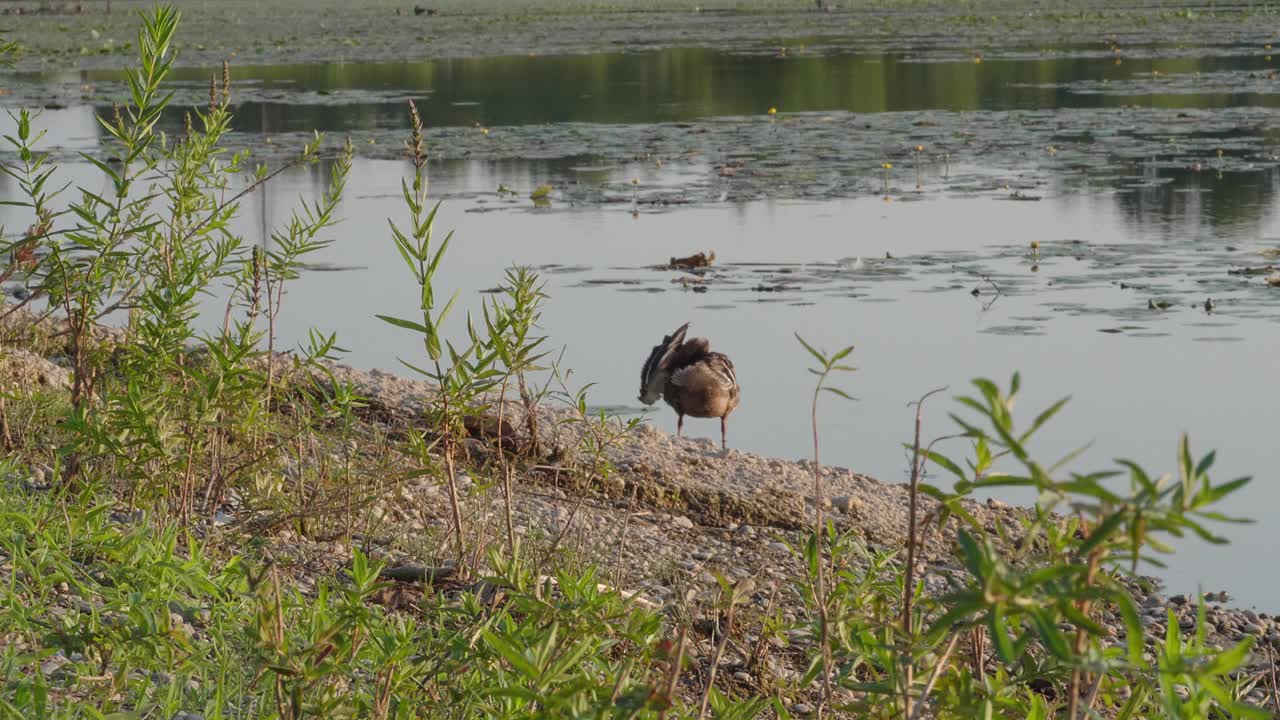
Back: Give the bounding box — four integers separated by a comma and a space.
671, 352, 737, 392
639, 322, 690, 388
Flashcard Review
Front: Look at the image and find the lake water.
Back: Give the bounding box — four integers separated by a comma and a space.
4, 44, 1280, 608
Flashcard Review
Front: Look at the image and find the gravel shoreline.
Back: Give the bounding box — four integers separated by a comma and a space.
315, 357, 1280, 706
1, 313, 1277, 709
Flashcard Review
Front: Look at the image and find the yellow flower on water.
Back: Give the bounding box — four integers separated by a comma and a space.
767, 107, 778, 115
632, 178, 639, 185
915, 145, 924, 152
481, 127, 490, 135
973, 56, 982, 64
1030, 240, 1040, 249
882, 162, 893, 169
1267, 43, 1273, 49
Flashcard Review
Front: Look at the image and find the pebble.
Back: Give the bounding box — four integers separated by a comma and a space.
1243, 609, 1260, 624
732, 671, 752, 683
831, 495, 857, 513
805, 496, 831, 510
767, 542, 789, 553
792, 703, 814, 715
1243, 623, 1265, 636
671, 515, 694, 530
692, 550, 713, 561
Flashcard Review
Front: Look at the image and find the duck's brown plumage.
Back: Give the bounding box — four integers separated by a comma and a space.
638, 323, 740, 448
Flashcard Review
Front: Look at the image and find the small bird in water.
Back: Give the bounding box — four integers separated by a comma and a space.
638, 322, 740, 450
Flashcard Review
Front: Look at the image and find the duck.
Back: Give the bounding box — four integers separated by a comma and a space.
638, 322, 740, 449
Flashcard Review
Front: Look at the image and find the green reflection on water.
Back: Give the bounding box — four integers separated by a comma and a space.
67, 45, 1280, 132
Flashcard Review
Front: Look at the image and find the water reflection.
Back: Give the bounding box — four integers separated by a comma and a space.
18, 46, 1280, 135
1113, 163, 1280, 239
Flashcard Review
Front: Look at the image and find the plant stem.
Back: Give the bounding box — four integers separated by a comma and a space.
497, 375, 516, 555
433, 360, 467, 566
808, 383, 834, 717
902, 387, 946, 716
906, 633, 961, 720
698, 598, 737, 720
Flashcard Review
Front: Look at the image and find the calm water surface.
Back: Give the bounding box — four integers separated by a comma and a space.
4, 44, 1280, 607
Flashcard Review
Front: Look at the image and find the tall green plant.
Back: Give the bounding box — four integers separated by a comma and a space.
800, 373, 1263, 720
0, 6, 353, 518
378, 100, 504, 567
795, 333, 856, 719
480, 265, 550, 551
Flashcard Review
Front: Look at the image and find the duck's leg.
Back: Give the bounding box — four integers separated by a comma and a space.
676, 413, 684, 438
720, 416, 728, 450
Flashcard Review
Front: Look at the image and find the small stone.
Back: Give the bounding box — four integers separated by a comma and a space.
768, 542, 789, 553
1170, 594, 1189, 606
1243, 623, 1265, 636
732, 671, 752, 683
692, 550, 713, 561
671, 515, 694, 530
806, 496, 831, 510
1244, 609, 1260, 624
678, 560, 697, 571
831, 495, 858, 513
792, 703, 814, 715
